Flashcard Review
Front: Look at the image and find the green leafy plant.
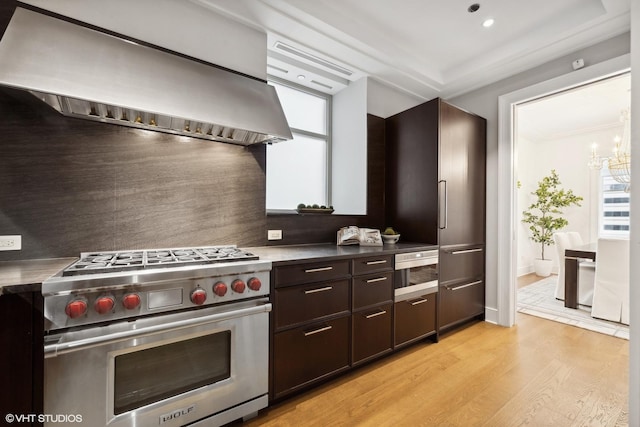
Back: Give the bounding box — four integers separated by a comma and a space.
521, 170, 583, 260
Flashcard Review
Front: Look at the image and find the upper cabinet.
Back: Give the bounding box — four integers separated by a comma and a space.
385, 98, 486, 245
438, 101, 486, 246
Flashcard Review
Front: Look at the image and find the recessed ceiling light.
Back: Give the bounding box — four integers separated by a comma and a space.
482, 18, 495, 28
297, 74, 306, 80
467, 3, 480, 13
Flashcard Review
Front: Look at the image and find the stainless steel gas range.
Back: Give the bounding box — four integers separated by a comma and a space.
42, 245, 272, 427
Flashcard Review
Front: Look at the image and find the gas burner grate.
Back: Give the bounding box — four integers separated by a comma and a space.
63, 246, 258, 276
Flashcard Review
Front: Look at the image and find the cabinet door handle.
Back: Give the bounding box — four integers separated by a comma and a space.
304, 325, 332, 337
448, 280, 483, 291
366, 260, 388, 265
305, 266, 333, 273
365, 310, 387, 319
438, 180, 447, 230
450, 248, 483, 255
366, 277, 387, 284
304, 286, 333, 294
409, 298, 428, 306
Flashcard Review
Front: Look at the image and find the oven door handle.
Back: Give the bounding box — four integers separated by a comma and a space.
44, 303, 272, 358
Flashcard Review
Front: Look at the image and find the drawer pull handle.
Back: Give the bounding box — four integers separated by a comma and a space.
366, 277, 387, 284
409, 298, 428, 306
305, 266, 333, 273
304, 286, 333, 294
365, 310, 387, 319
448, 280, 483, 291
304, 325, 332, 337
450, 248, 483, 255
366, 260, 388, 265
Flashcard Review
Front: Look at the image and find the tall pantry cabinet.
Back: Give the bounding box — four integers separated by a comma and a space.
386, 98, 486, 331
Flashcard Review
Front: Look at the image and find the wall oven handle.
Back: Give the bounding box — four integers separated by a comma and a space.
366, 277, 387, 284
304, 325, 332, 337
304, 266, 333, 273
450, 248, 483, 255
44, 303, 272, 358
447, 280, 483, 291
304, 286, 333, 294
438, 179, 447, 230
365, 260, 387, 265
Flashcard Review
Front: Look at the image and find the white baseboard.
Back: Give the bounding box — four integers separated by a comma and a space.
484, 306, 499, 325
517, 266, 533, 277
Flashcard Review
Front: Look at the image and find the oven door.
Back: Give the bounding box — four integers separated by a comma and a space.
43, 299, 270, 427
394, 252, 438, 302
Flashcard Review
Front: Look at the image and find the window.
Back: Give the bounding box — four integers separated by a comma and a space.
266, 79, 331, 211
599, 168, 630, 237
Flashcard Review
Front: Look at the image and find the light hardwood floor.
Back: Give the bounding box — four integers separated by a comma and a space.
518, 272, 548, 289
237, 313, 628, 427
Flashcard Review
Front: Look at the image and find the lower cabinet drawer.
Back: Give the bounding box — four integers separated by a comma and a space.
273, 316, 350, 397
352, 303, 393, 364
352, 272, 393, 310
394, 294, 436, 347
439, 279, 485, 329
439, 245, 484, 284
274, 280, 350, 329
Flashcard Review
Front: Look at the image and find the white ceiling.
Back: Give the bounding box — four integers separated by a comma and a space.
517, 72, 631, 141
191, 0, 630, 100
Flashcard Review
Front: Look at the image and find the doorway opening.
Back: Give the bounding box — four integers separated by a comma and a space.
495, 54, 631, 328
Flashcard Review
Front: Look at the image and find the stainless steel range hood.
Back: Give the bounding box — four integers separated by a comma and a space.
0, 7, 292, 146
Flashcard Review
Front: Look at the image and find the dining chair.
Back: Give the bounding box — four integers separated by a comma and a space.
565, 231, 595, 306
566, 231, 584, 247
590, 238, 630, 324
553, 232, 595, 305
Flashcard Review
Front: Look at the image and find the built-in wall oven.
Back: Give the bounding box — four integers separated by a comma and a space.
42, 246, 271, 427
394, 249, 439, 301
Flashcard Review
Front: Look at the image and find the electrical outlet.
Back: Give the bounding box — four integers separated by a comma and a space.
0, 235, 22, 251
267, 229, 283, 240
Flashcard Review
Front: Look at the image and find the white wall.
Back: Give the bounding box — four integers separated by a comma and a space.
449, 31, 630, 312
516, 126, 620, 276
628, 1, 639, 425
20, 0, 268, 79
332, 77, 368, 214
367, 78, 424, 118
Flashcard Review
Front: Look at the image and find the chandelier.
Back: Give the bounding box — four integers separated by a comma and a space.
588, 108, 631, 191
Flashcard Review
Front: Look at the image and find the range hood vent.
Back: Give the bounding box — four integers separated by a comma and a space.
0, 7, 292, 146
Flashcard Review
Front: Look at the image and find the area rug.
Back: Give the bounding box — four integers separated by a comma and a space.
517, 277, 629, 340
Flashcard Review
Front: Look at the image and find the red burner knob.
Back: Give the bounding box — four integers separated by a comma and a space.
213, 281, 228, 297
94, 295, 115, 314
191, 288, 207, 305
247, 277, 262, 291
65, 298, 88, 319
122, 293, 141, 310
231, 279, 246, 293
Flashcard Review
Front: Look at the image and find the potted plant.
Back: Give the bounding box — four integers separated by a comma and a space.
521, 170, 583, 277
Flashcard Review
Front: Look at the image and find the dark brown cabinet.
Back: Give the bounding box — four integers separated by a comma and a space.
271, 260, 351, 400
270, 254, 396, 400
394, 294, 437, 347
386, 98, 486, 332
273, 316, 350, 397
351, 255, 393, 365
0, 290, 44, 421
352, 303, 392, 363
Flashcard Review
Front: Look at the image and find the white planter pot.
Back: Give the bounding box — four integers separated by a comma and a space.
534, 259, 553, 277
